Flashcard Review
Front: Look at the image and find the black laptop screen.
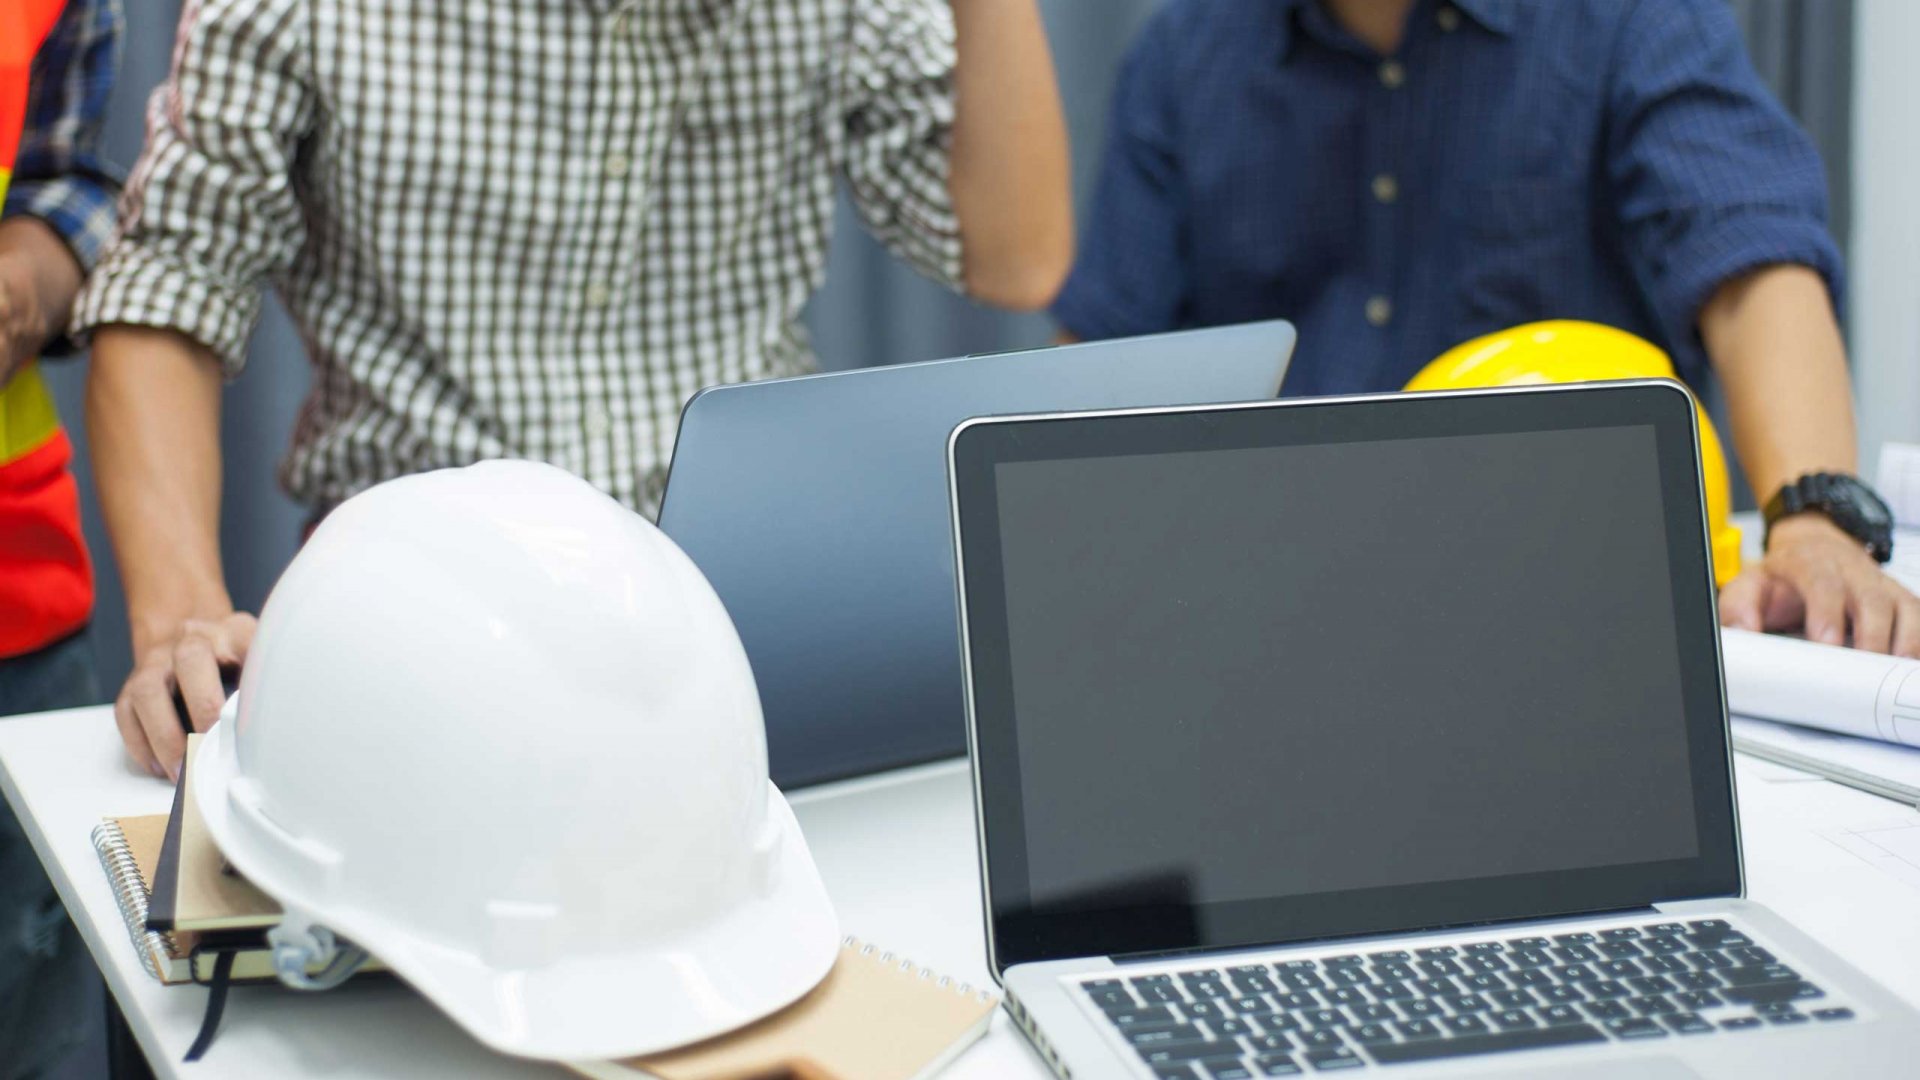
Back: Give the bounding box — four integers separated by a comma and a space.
952, 384, 1739, 974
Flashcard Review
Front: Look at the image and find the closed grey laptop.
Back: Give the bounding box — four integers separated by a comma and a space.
659, 321, 1294, 788
948, 381, 1920, 1078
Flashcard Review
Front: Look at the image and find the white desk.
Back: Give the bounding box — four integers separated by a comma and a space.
4, 706, 1920, 1078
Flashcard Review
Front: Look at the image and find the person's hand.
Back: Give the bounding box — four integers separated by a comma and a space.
115, 613, 257, 781
1719, 514, 1920, 657
0, 253, 48, 386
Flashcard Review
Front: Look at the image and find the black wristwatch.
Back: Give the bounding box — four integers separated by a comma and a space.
1763, 472, 1895, 563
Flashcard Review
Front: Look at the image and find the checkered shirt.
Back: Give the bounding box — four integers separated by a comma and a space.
72, 0, 964, 515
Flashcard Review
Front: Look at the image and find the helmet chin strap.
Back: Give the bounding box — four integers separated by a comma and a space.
269, 911, 371, 991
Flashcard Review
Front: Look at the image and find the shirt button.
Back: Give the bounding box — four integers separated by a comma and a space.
1365, 296, 1394, 327
585, 282, 612, 309
584, 408, 613, 439
1372, 174, 1399, 204
1379, 61, 1407, 89
1438, 7, 1462, 32
606, 153, 632, 180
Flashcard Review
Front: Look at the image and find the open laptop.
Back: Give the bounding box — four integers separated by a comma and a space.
659, 321, 1294, 788
947, 381, 1920, 1077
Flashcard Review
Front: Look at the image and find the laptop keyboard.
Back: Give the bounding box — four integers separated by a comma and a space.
1075, 919, 1855, 1076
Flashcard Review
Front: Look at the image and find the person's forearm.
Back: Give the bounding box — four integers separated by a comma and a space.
948, 0, 1073, 311
0, 216, 86, 372
1700, 264, 1857, 503
86, 326, 232, 649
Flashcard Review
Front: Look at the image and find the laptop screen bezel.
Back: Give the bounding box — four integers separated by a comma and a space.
949, 381, 1740, 978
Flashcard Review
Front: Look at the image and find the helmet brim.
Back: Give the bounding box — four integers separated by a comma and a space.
193, 718, 840, 1061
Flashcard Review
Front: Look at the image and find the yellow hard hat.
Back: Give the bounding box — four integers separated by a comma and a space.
1404, 321, 1742, 588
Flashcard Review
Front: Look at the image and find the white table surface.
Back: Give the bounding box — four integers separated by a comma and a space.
4, 705, 1920, 1078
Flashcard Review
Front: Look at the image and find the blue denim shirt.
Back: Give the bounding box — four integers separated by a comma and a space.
1052, 0, 1842, 394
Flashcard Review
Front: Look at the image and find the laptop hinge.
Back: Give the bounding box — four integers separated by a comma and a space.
1107, 905, 1665, 967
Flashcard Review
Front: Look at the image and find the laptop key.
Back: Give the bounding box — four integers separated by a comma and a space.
1461, 973, 1505, 992
1491, 989, 1536, 1009
1113, 1007, 1179, 1028
1152, 1067, 1199, 1080
1417, 946, 1459, 958
1367, 950, 1411, 963
1551, 945, 1598, 964
1201, 1059, 1254, 1080
1187, 1002, 1227, 1021
1646, 923, 1688, 936
1443, 1014, 1489, 1035
1397, 999, 1442, 1019
1675, 990, 1722, 1010
1630, 995, 1678, 1016
1507, 937, 1551, 950
1394, 1018, 1442, 1040
1275, 992, 1319, 1011
1182, 970, 1225, 985
1128, 1024, 1205, 1047
1367, 982, 1412, 1002
1600, 941, 1643, 959
1373, 962, 1416, 982
1643, 936, 1688, 956
1539, 1004, 1582, 1025
1641, 955, 1689, 975
1727, 945, 1775, 965
1718, 981, 1823, 1007
1492, 1009, 1536, 1030
1140, 1040, 1247, 1064
1325, 955, 1365, 968
1767, 1011, 1811, 1026
1629, 976, 1676, 995
1214, 1018, 1254, 1037
1581, 1000, 1630, 1021
1353, 1003, 1395, 1023
1192, 982, 1234, 1000
1510, 949, 1552, 969
1720, 1016, 1764, 1031
1509, 969, 1554, 988
1302, 1046, 1364, 1071
1231, 997, 1276, 1016
1465, 941, 1505, 954
1542, 984, 1585, 1005
1663, 1012, 1713, 1035
1351, 1023, 1395, 1045
1323, 987, 1366, 1007
1259, 1013, 1304, 1034
1605, 1017, 1668, 1040
1234, 975, 1280, 996
1553, 964, 1598, 982
1419, 958, 1464, 977
1300, 1029, 1345, 1049
1587, 981, 1630, 1000
1367, 1023, 1609, 1064
1253, 1055, 1303, 1077
1602, 927, 1643, 941
1689, 950, 1734, 971
1812, 1008, 1855, 1022
1598, 960, 1641, 979
1141, 984, 1186, 1004
1413, 978, 1454, 996
1249, 1033, 1295, 1053
1466, 955, 1509, 975
1087, 987, 1135, 1009
1720, 965, 1799, 987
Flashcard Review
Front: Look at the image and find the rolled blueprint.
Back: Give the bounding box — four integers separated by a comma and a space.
1721, 627, 1920, 748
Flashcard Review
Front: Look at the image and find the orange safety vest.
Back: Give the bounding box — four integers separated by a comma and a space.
0, 0, 94, 659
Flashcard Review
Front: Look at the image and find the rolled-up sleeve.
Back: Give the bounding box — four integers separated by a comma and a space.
5, 0, 123, 280
1606, 0, 1843, 382
834, 0, 964, 291
69, 0, 313, 377
1049, 12, 1187, 342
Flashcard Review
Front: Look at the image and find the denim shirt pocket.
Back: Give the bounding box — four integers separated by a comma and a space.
1446, 177, 1590, 328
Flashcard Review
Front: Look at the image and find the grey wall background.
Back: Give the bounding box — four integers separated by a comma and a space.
40, 0, 1855, 698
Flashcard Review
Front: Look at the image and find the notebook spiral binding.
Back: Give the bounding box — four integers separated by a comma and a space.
845, 935, 996, 1004
91, 819, 175, 983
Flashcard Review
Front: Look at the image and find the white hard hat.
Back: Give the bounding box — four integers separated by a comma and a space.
192, 461, 838, 1061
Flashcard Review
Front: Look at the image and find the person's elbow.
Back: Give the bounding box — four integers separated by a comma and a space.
962, 227, 1075, 313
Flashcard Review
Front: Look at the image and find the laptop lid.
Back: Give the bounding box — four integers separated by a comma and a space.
948, 381, 1739, 978
660, 321, 1295, 788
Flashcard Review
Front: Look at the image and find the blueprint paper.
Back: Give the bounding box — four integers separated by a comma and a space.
1722, 628, 1920, 748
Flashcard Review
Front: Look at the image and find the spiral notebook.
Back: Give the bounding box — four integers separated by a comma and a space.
91, 813, 286, 985
571, 938, 999, 1080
